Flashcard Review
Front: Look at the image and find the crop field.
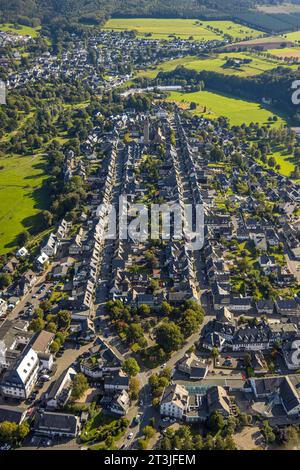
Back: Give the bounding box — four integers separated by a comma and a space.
166, 90, 285, 127
0, 153, 49, 253
137, 51, 294, 80
0, 23, 41, 37
103, 18, 262, 41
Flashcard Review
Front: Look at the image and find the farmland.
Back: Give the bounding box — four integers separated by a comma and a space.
166, 89, 285, 127
103, 18, 263, 41
0, 23, 41, 37
137, 51, 295, 80
0, 153, 49, 253
278, 31, 300, 43
268, 47, 300, 60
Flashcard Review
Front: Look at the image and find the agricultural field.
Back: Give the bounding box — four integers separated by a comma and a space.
166, 89, 285, 127
0, 23, 41, 38
103, 18, 262, 41
0, 153, 49, 253
280, 30, 300, 43
137, 51, 295, 80
267, 46, 300, 60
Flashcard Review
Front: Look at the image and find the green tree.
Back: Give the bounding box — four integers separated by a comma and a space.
71, 373, 89, 401
155, 321, 184, 353
122, 358, 140, 377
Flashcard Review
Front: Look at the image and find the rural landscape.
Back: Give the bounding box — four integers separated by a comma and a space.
0, 0, 300, 459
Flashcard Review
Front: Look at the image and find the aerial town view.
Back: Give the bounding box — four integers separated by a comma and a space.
1, 0, 300, 459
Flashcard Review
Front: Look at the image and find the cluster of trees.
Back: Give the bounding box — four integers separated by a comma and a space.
138, 425, 156, 450
155, 300, 204, 354
160, 424, 237, 451
0, 421, 30, 445
71, 373, 89, 401
28, 302, 71, 352
149, 367, 172, 407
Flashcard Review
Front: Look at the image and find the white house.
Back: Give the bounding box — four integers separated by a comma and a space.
160, 384, 189, 420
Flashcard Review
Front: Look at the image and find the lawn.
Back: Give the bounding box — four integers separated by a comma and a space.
103, 18, 262, 41
137, 51, 293, 79
270, 149, 296, 177
0, 23, 41, 38
0, 153, 49, 253
166, 89, 285, 126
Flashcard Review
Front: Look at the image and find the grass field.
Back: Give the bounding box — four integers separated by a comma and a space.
0, 153, 49, 253
103, 18, 262, 41
0, 23, 41, 38
166, 89, 285, 126
268, 47, 300, 60
282, 30, 300, 43
137, 51, 294, 80
270, 149, 296, 176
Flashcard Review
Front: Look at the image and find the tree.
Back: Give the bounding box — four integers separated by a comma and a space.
208, 411, 225, 433
57, 310, 71, 329
71, 373, 88, 400
15, 422, 30, 441
18, 231, 29, 246
143, 425, 155, 439
50, 340, 60, 353
122, 358, 140, 377
0, 273, 12, 289
129, 377, 141, 400
0, 421, 17, 443
155, 321, 184, 353
211, 347, 219, 359
29, 317, 45, 332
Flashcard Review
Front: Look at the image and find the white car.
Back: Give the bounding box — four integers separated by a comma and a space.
127, 433, 134, 440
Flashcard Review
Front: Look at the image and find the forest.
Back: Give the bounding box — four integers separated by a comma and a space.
1, 0, 298, 34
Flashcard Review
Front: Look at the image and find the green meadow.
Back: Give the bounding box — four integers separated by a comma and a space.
0, 23, 41, 38
137, 51, 293, 80
0, 153, 49, 253
166, 89, 285, 127
103, 18, 262, 41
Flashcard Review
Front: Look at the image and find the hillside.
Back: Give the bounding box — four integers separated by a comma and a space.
0, 0, 283, 25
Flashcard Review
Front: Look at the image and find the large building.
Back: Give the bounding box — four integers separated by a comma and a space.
0, 345, 39, 399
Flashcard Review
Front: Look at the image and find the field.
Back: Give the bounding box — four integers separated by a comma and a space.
0, 23, 41, 38
279, 31, 300, 43
103, 18, 262, 41
0, 153, 49, 253
166, 90, 285, 126
257, 3, 300, 14
268, 47, 300, 60
137, 51, 295, 80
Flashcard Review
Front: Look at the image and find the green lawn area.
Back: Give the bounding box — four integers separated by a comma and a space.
0, 153, 49, 253
0, 23, 41, 38
270, 149, 296, 177
137, 51, 293, 79
166, 89, 285, 126
103, 18, 262, 41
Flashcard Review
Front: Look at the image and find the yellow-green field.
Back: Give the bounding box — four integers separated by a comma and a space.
166, 90, 285, 126
268, 47, 300, 60
137, 51, 294, 79
281, 30, 300, 43
0, 23, 41, 38
103, 18, 263, 41
0, 153, 49, 253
